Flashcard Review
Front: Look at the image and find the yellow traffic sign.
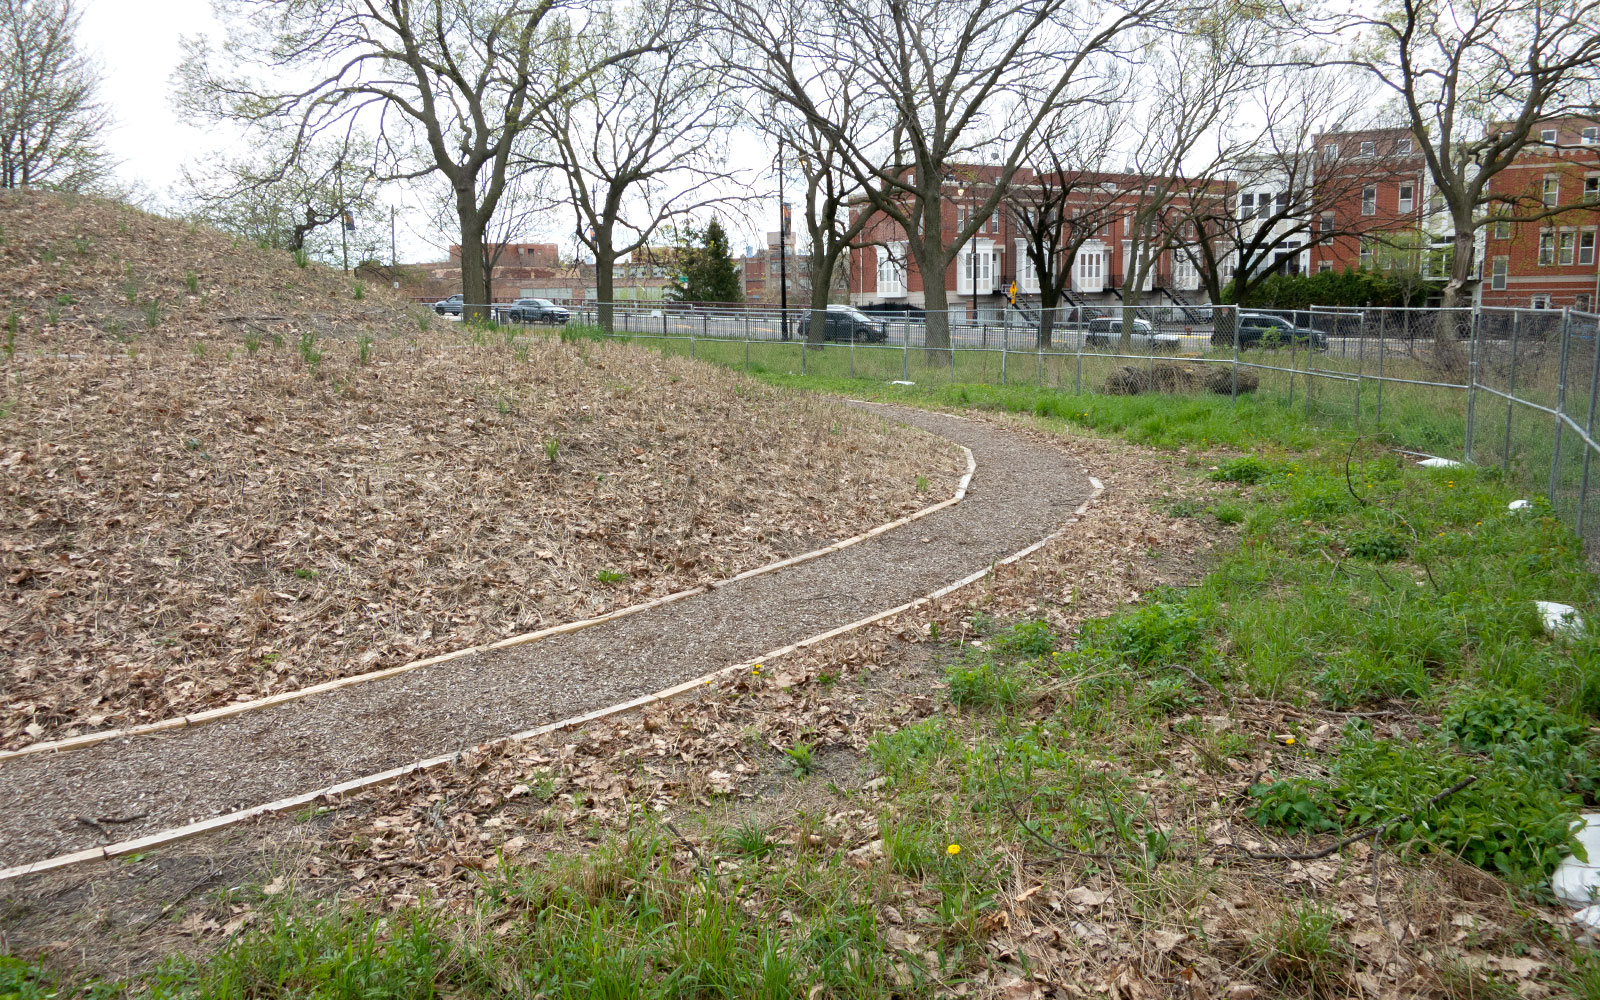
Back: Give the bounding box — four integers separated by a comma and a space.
1008, 280, 1018, 305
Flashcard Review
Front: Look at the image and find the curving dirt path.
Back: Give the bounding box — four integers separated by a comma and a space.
0, 407, 1093, 870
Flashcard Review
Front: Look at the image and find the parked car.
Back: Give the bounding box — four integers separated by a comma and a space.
1084, 316, 1179, 352
505, 298, 571, 324
797, 305, 889, 343
432, 294, 465, 316
1215, 312, 1328, 350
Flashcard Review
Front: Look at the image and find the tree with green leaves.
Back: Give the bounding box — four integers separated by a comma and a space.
670, 217, 741, 302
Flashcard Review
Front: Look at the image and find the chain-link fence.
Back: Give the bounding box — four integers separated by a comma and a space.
441, 298, 1600, 556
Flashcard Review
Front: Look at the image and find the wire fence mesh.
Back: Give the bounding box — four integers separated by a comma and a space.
438, 298, 1600, 558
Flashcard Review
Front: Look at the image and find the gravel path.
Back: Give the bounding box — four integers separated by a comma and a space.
0, 407, 1091, 869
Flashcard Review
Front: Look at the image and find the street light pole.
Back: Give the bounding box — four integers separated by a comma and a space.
336, 160, 349, 274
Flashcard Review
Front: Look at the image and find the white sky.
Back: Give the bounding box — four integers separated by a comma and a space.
72, 0, 789, 266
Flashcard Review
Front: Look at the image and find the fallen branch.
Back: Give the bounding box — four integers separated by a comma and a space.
1241, 775, 1477, 862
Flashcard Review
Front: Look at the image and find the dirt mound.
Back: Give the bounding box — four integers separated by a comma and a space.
0, 189, 424, 350
1203, 366, 1259, 394
1103, 362, 1202, 395
0, 195, 963, 749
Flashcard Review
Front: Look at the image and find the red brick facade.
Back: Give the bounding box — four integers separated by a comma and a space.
1482, 119, 1600, 311
846, 165, 1228, 314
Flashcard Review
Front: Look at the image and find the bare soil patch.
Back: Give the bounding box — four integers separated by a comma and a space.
2, 304, 959, 750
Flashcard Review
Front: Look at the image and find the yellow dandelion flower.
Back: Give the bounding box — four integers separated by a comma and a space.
947, 843, 961, 856
1285, 736, 1296, 745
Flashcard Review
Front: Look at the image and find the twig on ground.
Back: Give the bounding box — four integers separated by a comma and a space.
664, 819, 720, 890
1240, 775, 1477, 862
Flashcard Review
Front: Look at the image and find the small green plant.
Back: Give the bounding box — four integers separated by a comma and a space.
721, 820, 775, 859
946, 658, 1023, 710
292, 248, 310, 269
123, 278, 139, 305
544, 437, 559, 463
298, 332, 322, 372
512, 342, 530, 363
1209, 455, 1270, 484
191, 341, 205, 358
71, 236, 90, 255
352, 281, 365, 300
1258, 902, 1347, 996
185, 269, 199, 294
357, 334, 373, 365
418, 313, 431, 333
143, 300, 161, 329
916, 474, 930, 493
784, 740, 817, 777
595, 568, 626, 584
1247, 778, 1340, 834
294, 568, 319, 580
1211, 500, 1245, 525
1345, 525, 1408, 562
45, 305, 58, 325
55, 293, 73, 306
1088, 597, 1209, 667
991, 619, 1057, 658
244, 331, 261, 355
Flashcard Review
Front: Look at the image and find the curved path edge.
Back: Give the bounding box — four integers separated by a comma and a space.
0, 474, 1104, 883
1, 446, 978, 763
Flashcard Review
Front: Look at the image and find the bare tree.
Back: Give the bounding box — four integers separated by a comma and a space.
1112, 25, 1260, 349
534, 4, 739, 332
179, 0, 660, 321
178, 133, 385, 263
0, 0, 110, 191
710, 0, 1166, 355
1331, 0, 1600, 362
1174, 65, 1407, 308
1006, 107, 1123, 348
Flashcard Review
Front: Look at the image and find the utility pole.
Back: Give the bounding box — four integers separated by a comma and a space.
778, 139, 789, 341
390, 206, 396, 270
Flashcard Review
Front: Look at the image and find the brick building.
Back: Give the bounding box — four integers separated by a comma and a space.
1309, 122, 1600, 311
1483, 118, 1600, 311
1307, 127, 1438, 276
847, 164, 1230, 318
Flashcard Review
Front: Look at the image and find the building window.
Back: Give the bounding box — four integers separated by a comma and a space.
1491, 257, 1508, 290
1319, 212, 1334, 234
1362, 185, 1377, 216
1584, 127, 1599, 145
1360, 140, 1376, 157
1322, 143, 1338, 160
1275, 192, 1289, 216
1396, 138, 1413, 154
877, 243, 906, 296
1319, 261, 1333, 273
988, 211, 999, 234
1539, 230, 1556, 265
1494, 216, 1511, 239
1586, 176, 1599, 201
1541, 128, 1558, 144
1531, 295, 1551, 309
1544, 176, 1559, 207
1581, 231, 1597, 266
1579, 294, 1592, 312
1359, 237, 1374, 268
1399, 183, 1414, 213
1560, 231, 1576, 265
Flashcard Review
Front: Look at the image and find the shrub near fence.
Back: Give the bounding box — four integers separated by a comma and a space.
461, 301, 1600, 557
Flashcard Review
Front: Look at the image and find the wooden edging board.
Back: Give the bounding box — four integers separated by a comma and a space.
0, 475, 1104, 883
1, 444, 976, 763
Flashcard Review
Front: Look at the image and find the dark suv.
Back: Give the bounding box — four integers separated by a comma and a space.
506, 298, 571, 324
797, 305, 888, 343
1215, 313, 1327, 350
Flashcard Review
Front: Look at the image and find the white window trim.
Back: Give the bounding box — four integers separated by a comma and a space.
877, 242, 907, 297
1398, 183, 1414, 214
1014, 239, 1042, 293
1490, 257, 1508, 291
1578, 229, 1596, 267
1362, 185, 1377, 216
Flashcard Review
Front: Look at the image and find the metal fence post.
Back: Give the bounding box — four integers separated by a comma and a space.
1463, 309, 1479, 464
1000, 327, 1007, 385
850, 329, 856, 379
1075, 333, 1082, 395
660, 309, 667, 341
1579, 319, 1600, 539
1037, 333, 1043, 388
1231, 305, 1240, 404
744, 311, 750, 370
1375, 309, 1385, 429
689, 315, 695, 359
1550, 309, 1572, 505
1504, 311, 1519, 474
1287, 320, 1297, 410
903, 326, 910, 380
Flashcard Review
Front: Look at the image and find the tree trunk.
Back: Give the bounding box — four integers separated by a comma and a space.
595, 234, 616, 333
806, 247, 834, 347
456, 193, 490, 323
1039, 303, 1056, 350
1432, 224, 1474, 371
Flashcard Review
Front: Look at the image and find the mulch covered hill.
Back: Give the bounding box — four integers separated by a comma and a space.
0, 194, 962, 749
0, 189, 422, 346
